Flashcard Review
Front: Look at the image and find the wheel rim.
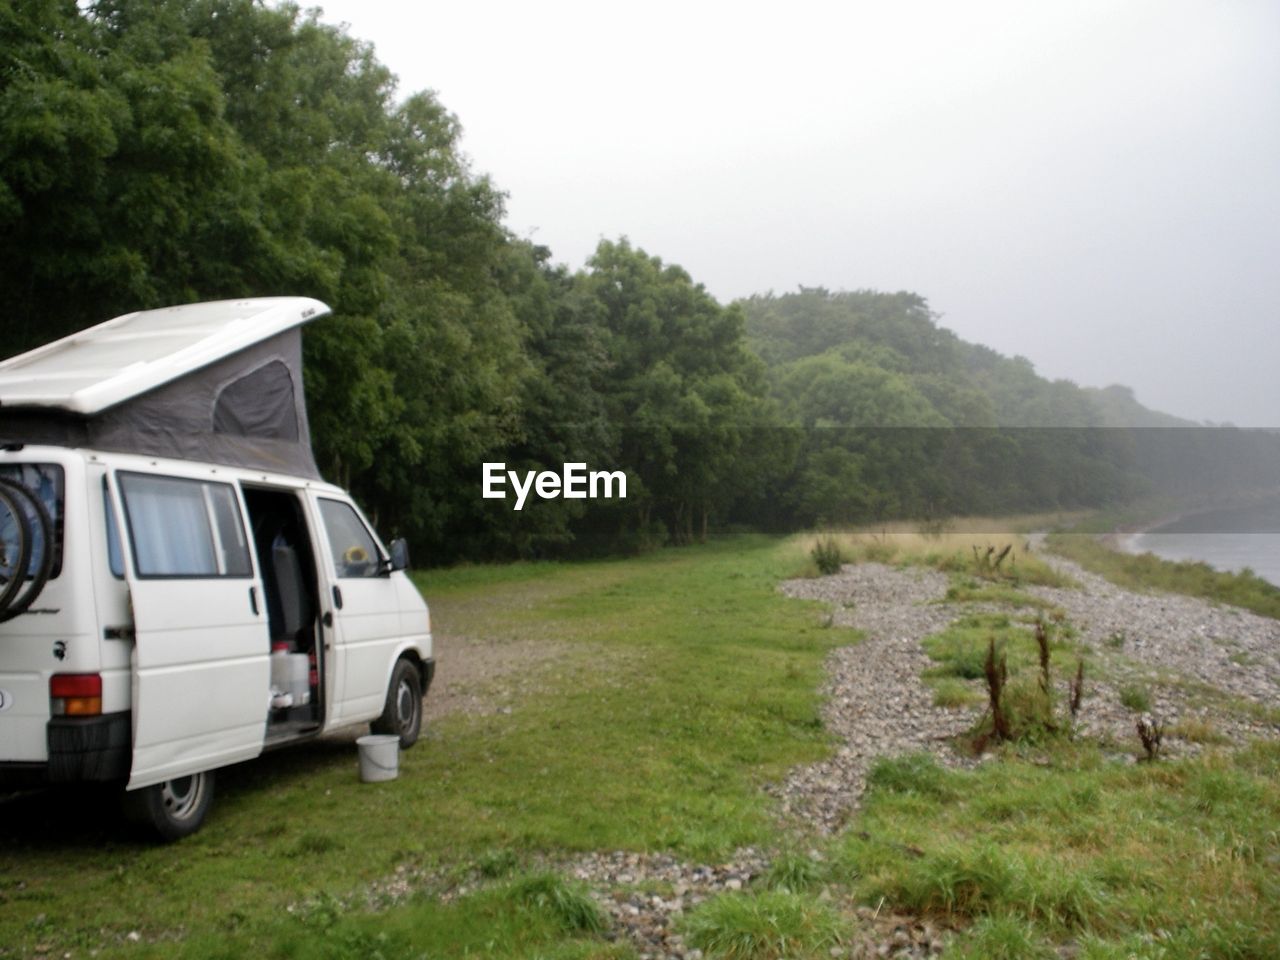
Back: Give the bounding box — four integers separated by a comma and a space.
395, 678, 416, 733
160, 774, 206, 821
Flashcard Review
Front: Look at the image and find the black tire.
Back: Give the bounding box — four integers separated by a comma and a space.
371, 658, 422, 748
121, 770, 216, 842
0, 485, 31, 616
0, 479, 54, 623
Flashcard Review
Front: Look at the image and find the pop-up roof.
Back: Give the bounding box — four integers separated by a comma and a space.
0, 298, 332, 479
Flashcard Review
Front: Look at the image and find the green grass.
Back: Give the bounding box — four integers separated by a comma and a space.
930, 676, 984, 708
1118, 683, 1152, 713
0, 536, 842, 958
941, 578, 1065, 613
126, 872, 624, 960
4, 532, 1277, 960
920, 613, 1087, 745
762, 850, 825, 893
1045, 532, 1280, 620
679, 890, 846, 960
835, 743, 1280, 957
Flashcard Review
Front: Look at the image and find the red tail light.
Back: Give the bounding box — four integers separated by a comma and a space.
50, 673, 102, 716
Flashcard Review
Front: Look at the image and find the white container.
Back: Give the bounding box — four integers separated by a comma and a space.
287, 652, 310, 706
270, 648, 290, 692
356, 734, 400, 782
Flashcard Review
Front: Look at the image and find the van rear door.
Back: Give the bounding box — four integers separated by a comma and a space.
112, 471, 270, 788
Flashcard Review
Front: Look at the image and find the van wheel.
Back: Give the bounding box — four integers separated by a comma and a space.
122, 770, 215, 842
372, 659, 422, 748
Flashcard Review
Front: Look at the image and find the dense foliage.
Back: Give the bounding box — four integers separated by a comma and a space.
4, 1, 1275, 560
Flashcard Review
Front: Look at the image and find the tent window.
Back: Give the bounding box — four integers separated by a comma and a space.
213, 361, 299, 441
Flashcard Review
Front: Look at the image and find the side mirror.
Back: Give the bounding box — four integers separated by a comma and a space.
388, 537, 410, 572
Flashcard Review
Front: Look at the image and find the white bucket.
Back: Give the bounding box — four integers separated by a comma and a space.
356, 734, 400, 783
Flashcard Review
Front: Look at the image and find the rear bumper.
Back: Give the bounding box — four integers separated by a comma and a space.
49, 711, 131, 782
0, 712, 131, 786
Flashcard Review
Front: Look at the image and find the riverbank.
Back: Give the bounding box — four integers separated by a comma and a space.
2, 534, 1276, 960
1045, 528, 1280, 620
1117, 496, 1280, 587
548, 537, 1280, 959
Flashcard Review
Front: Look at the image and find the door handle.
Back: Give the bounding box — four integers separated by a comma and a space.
322, 611, 333, 627
332, 585, 343, 610
249, 586, 260, 616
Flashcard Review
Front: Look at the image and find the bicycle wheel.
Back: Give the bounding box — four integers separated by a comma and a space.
0, 478, 53, 622
0, 484, 32, 618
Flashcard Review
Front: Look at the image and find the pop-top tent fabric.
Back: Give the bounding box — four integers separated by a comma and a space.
0, 298, 330, 478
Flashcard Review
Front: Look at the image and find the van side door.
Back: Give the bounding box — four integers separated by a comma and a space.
111, 471, 270, 788
310, 496, 402, 722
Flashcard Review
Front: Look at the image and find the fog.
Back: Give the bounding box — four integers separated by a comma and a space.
307, 0, 1280, 427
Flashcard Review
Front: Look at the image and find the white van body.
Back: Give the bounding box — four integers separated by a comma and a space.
0, 299, 433, 839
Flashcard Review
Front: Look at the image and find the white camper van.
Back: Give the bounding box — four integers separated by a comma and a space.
0, 298, 433, 840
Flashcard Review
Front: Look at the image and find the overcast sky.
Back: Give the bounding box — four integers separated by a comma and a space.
305, 0, 1279, 427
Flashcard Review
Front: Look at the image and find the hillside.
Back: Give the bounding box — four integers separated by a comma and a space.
740, 288, 1183, 429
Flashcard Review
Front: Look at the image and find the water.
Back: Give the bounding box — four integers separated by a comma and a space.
1126, 497, 1280, 586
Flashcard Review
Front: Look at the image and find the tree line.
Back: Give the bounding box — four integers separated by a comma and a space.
4, 1, 1275, 562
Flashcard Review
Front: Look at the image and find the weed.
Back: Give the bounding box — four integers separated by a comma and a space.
292, 832, 343, 856
866, 754, 957, 801
763, 851, 824, 893
295, 891, 347, 930
679, 891, 844, 960
475, 848, 518, 878
943, 580, 1061, 611
1068, 660, 1085, 725
946, 914, 1055, 959
917, 515, 954, 539
1118, 684, 1151, 713
507, 874, 607, 934
810, 535, 845, 576
862, 539, 896, 564
972, 543, 1015, 576
983, 638, 1012, 744
931, 677, 982, 708
1035, 621, 1051, 700
1168, 718, 1228, 745
1105, 631, 1126, 649
868, 843, 1074, 923
1136, 714, 1164, 761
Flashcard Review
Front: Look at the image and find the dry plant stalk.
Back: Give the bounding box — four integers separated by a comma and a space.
1137, 713, 1163, 761
984, 636, 1011, 742
1035, 619, 1051, 696
1069, 659, 1085, 721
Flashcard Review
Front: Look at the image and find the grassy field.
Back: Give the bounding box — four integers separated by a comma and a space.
1, 532, 1276, 959
0, 537, 841, 958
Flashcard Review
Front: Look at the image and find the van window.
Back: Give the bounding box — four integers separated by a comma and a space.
118, 473, 253, 578
318, 499, 381, 578
0, 463, 64, 579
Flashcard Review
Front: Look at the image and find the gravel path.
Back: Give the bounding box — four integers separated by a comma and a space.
772, 564, 984, 834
